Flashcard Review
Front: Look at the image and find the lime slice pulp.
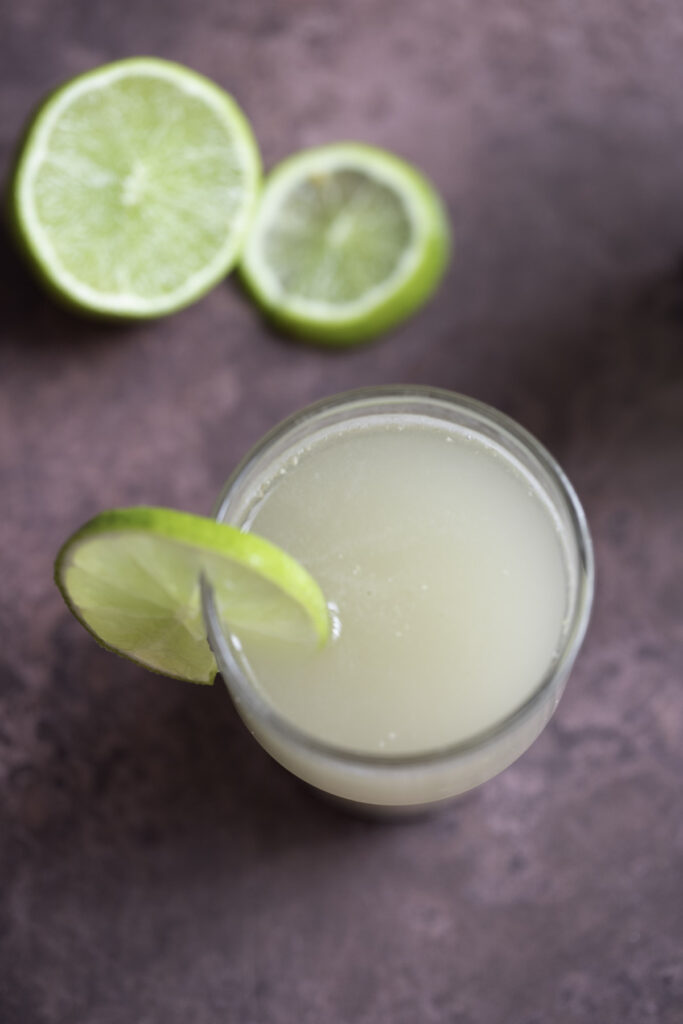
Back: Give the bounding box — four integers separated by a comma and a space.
55, 508, 330, 684
239, 142, 451, 345
11, 58, 261, 318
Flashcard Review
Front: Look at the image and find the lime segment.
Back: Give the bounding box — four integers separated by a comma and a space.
11, 58, 261, 317
240, 143, 450, 344
55, 508, 330, 684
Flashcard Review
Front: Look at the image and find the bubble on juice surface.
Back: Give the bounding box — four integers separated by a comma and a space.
328, 601, 343, 641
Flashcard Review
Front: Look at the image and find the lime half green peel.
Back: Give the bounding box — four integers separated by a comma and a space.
11, 58, 261, 318
55, 508, 330, 684
240, 142, 451, 345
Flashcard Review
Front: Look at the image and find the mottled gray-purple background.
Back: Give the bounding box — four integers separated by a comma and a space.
1, 2, 682, 1022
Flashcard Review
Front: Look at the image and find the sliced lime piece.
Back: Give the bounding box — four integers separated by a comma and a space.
55, 508, 329, 684
239, 142, 450, 345
11, 58, 261, 318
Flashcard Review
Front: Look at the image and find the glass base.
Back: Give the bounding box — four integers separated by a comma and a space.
300, 779, 458, 821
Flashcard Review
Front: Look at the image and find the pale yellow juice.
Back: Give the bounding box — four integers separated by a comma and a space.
233, 417, 567, 728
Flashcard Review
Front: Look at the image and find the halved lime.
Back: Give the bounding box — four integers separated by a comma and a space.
11, 58, 261, 318
239, 142, 450, 345
55, 508, 330, 684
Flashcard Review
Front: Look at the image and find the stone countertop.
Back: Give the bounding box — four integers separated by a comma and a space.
1, 2, 682, 1022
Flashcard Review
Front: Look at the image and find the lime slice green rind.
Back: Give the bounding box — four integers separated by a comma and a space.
10, 58, 261, 319
239, 142, 451, 346
55, 507, 330, 684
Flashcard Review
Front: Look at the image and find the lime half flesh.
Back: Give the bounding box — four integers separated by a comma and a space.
240, 142, 451, 345
11, 58, 261, 317
55, 508, 330, 684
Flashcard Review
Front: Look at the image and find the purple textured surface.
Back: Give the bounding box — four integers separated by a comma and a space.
1, 2, 682, 1022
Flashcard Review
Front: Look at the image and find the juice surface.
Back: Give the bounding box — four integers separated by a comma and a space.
230, 415, 569, 755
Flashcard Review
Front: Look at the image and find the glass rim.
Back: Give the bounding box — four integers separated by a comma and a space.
203, 385, 595, 772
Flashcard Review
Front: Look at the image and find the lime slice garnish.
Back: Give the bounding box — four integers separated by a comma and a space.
54, 508, 330, 684
239, 142, 450, 345
11, 58, 261, 318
